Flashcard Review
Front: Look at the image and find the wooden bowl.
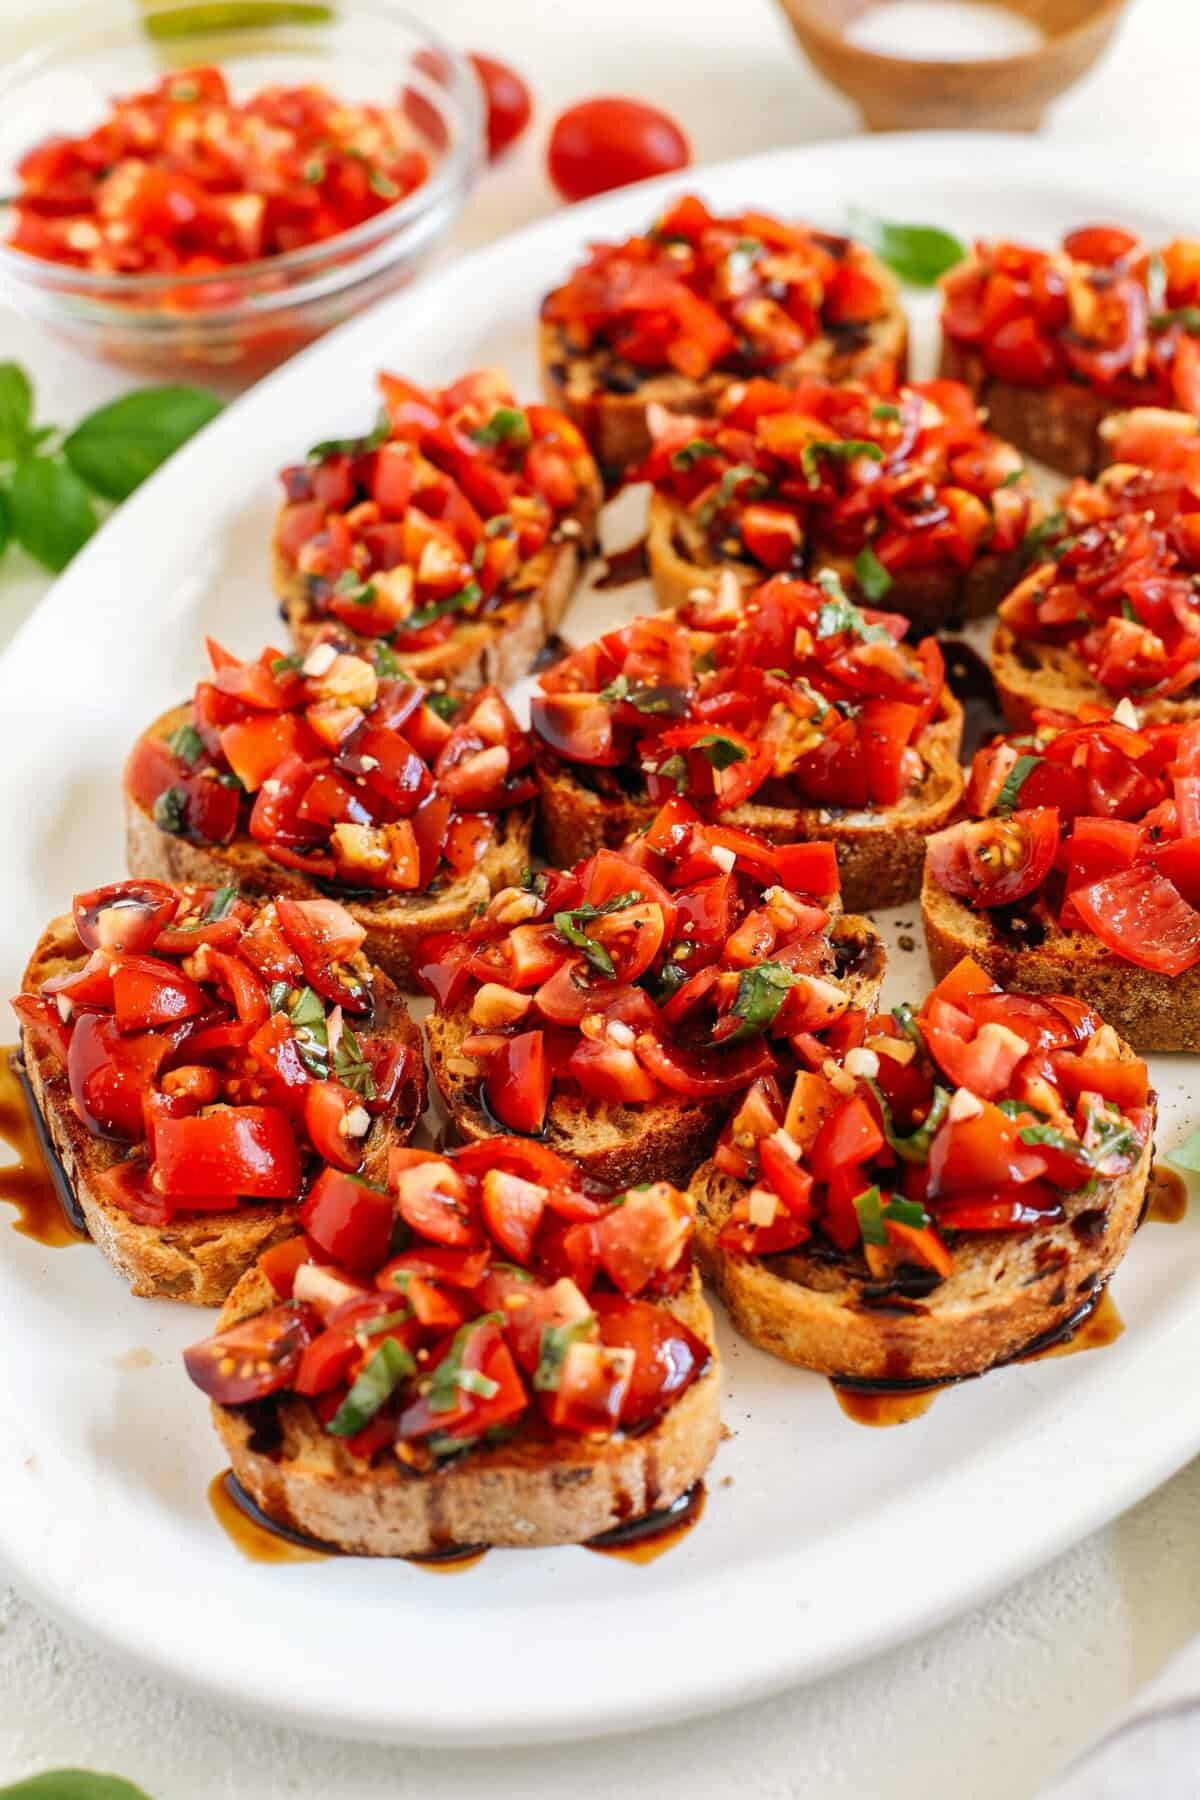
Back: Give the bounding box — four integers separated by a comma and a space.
776, 0, 1131, 131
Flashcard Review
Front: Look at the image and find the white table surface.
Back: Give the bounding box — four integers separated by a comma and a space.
1, 0, 1198, 1793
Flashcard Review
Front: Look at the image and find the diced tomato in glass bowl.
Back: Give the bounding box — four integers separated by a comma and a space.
0, 3, 484, 376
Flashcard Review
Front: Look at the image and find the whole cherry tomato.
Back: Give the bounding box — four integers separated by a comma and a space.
546, 97, 690, 203
469, 53, 533, 160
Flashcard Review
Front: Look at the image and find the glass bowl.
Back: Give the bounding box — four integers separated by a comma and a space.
0, 0, 484, 377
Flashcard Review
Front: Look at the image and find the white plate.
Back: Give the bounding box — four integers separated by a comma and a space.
1, 134, 1198, 1748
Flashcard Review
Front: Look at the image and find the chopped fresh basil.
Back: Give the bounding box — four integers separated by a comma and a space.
371, 642, 402, 678
1080, 1102, 1141, 1173
427, 1315, 505, 1413
1022, 511, 1068, 561
307, 408, 390, 462
891, 1002, 925, 1050
871, 402, 901, 421
553, 891, 643, 980
854, 543, 893, 602
287, 985, 329, 1077
367, 165, 400, 200
724, 962, 799, 1044
656, 752, 689, 793
425, 690, 462, 721
995, 754, 1042, 815
167, 722, 204, 763
867, 1082, 950, 1165
326, 1337, 415, 1437
216, 770, 246, 791
268, 980, 291, 1014
533, 1315, 596, 1391
999, 467, 1027, 488
472, 406, 531, 449
847, 208, 967, 287
854, 1184, 931, 1246
1151, 304, 1200, 335
205, 884, 238, 922
333, 1020, 376, 1100
800, 438, 884, 490
359, 1306, 412, 1336
484, 512, 514, 537
406, 580, 482, 631
599, 673, 688, 716
813, 569, 893, 643
332, 572, 377, 607
695, 732, 749, 771
669, 437, 722, 471
271, 652, 305, 677
655, 960, 692, 1003
696, 463, 770, 527
303, 156, 325, 184
152, 786, 187, 835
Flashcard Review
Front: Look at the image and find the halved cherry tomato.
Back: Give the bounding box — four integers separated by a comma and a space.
927, 809, 1059, 909
304, 1079, 368, 1173
183, 1302, 318, 1404
470, 53, 533, 160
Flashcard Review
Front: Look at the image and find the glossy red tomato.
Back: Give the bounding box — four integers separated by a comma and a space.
301, 1167, 395, 1267
546, 97, 690, 203
183, 1301, 319, 1404
591, 1292, 709, 1427
304, 1079, 367, 1173
1069, 866, 1200, 974
469, 53, 532, 160
485, 1031, 551, 1134
153, 1106, 302, 1201
928, 810, 1060, 909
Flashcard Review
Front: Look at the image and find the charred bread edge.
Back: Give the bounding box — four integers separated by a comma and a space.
210, 1264, 722, 1554
125, 701, 533, 994
18, 913, 425, 1305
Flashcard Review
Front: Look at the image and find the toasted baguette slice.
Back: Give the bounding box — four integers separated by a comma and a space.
18, 915, 425, 1305
939, 338, 1112, 478
534, 691, 965, 915
692, 1120, 1152, 1384
990, 621, 1200, 730
539, 263, 908, 480
274, 517, 597, 692
647, 490, 1024, 631
211, 1265, 721, 1554
921, 865, 1200, 1053
126, 703, 532, 993
426, 916, 886, 1189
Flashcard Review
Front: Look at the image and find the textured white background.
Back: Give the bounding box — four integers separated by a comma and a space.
0, 1, 1198, 1794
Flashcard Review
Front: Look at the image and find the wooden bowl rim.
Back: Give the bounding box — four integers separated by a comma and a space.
783, 0, 1129, 74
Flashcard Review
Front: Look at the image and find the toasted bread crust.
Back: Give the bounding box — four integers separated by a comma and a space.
692, 1114, 1152, 1383
939, 338, 1111, 478
210, 1265, 721, 1553
18, 914, 425, 1304
273, 505, 600, 693
425, 916, 886, 1187
533, 691, 965, 914
990, 621, 1200, 730
540, 260, 908, 478
125, 703, 533, 993
646, 490, 1023, 631
922, 865, 1200, 1053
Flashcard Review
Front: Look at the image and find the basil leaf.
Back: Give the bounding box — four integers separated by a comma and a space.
285, 984, 329, 1075
724, 962, 799, 1044
472, 406, 531, 448
871, 402, 901, 422
1166, 1126, 1200, 1172
0, 1775, 154, 1799
271, 652, 305, 677
1151, 305, 1200, 335
696, 733, 749, 772
800, 438, 884, 490
326, 1337, 414, 1437
333, 1021, 376, 1100
669, 437, 722, 471
854, 543, 893, 602
891, 1002, 926, 1051
426, 690, 461, 721
994, 753, 1042, 815
0, 488, 9, 562
62, 386, 222, 501
307, 406, 390, 461
533, 1315, 596, 1391
854, 1184, 931, 1247
696, 463, 769, 527
8, 455, 98, 571
813, 570, 892, 643
847, 208, 967, 287
867, 1081, 950, 1165
599, 673, 689, 716
406, 581, 482, 630
359, 1306, 412, 1337
372, 642, 403, 678
167, 722, 204, 764
428, 1315, 504, 1413
206, 884, 238, 921
655, 751, 689, 793
0, 361, 34, 462
152, 787, 188, 835
268, 980, 291, 1014
1022, 511, 1068, 561
553, 890, 642, 979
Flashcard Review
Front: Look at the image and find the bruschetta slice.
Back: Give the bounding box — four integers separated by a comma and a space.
640, 376, 1035, 629
531, 574, 964, 912
922, 702, 1200, 1050
693, 956, 1154, 1385
540, 192, 907, 477
273, 368, 602, 689
183, 1137, 721, 1554
419, 803, 884, 1189
124, 635, 534, 992
939, 225, 1200, 476
11, 882, 425, 1304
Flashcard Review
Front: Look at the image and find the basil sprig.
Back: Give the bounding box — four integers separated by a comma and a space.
554, 891, 642, 979
724, 962, 799, 1044
854, 543, 893, 602
800, 438, 884, 490
813, 570, 893, 643
847, 208, 967, 287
